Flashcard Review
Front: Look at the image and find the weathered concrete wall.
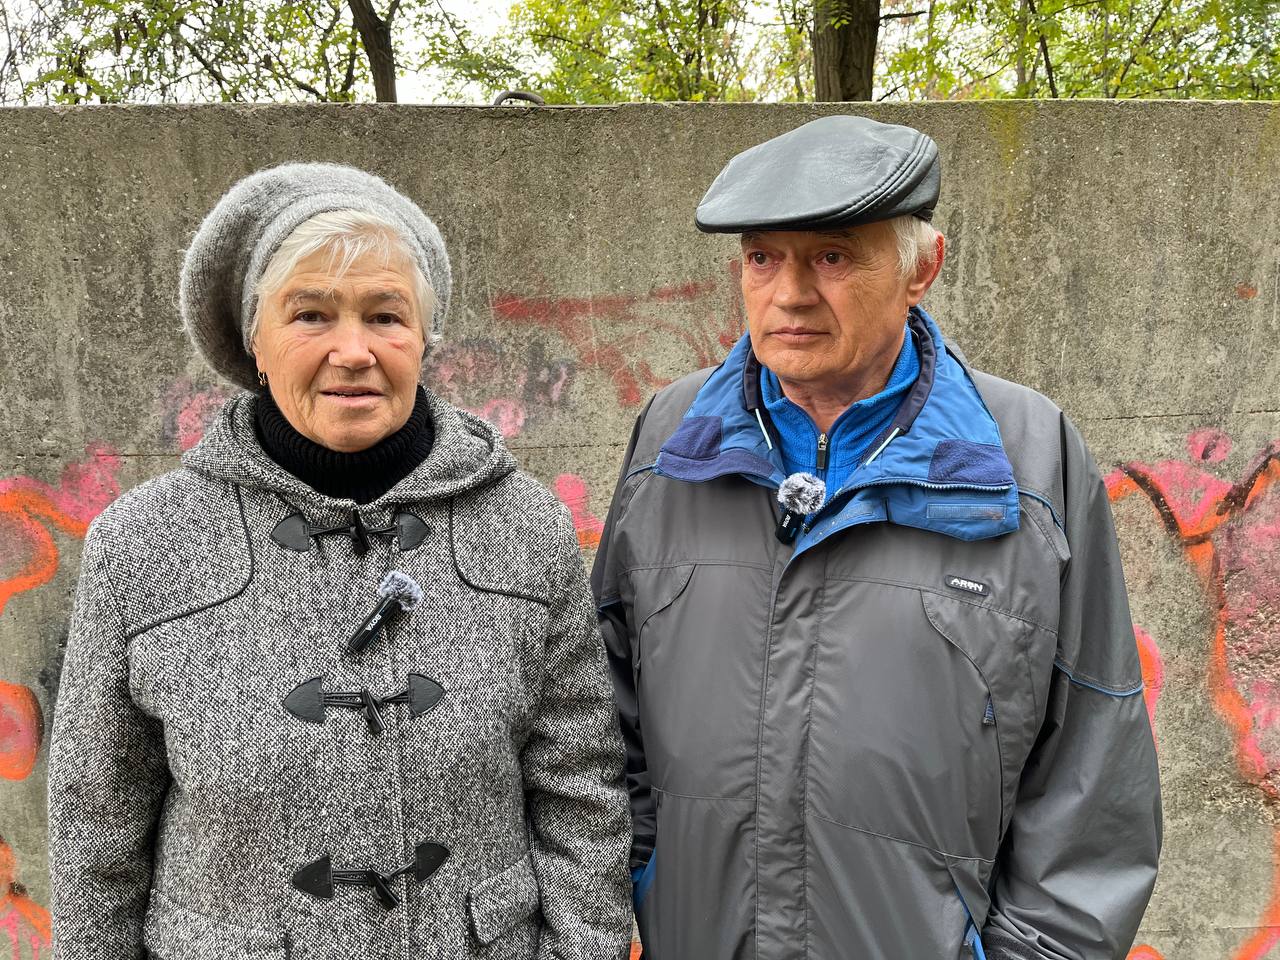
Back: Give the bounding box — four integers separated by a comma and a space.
0, 100, 1278, 958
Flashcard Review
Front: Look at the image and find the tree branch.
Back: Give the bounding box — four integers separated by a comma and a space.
1109, 0, 1172, 96
1023, 0, 1057, 96
529, 31, 626, 64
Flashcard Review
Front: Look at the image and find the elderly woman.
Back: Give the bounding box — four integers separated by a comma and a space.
47, 164, 633, 960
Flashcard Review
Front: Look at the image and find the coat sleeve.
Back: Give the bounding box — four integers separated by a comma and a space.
590, 400, 656, 874
48, 523, 171, 959
982, 415, 1162, 960
522, 504, 633, 960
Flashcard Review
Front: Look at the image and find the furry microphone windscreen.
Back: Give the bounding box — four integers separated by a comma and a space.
778, 472, 827, 515
378, 570, 424, 610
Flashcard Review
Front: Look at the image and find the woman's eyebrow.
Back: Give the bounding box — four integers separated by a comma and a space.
283, 287, 334, 305
368, 290, 410, 305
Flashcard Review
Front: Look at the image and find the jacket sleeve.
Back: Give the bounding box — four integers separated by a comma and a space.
522, 504, 633, 960
590, 400, 656, 874
982, 415, 1162, 960
49, 523, 170, 959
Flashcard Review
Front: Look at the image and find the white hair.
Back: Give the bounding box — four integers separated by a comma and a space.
888, 214, 941, 279
249, 209, 437, 345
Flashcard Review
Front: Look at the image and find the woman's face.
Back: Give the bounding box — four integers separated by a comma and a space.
252, 246, 426, 453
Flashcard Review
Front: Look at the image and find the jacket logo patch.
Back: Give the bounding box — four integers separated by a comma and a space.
945, 575, 989, 596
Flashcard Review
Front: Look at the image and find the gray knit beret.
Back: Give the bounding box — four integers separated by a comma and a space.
180, 162, 451, 390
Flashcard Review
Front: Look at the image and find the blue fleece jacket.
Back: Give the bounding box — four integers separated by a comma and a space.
761, 323, 920, 500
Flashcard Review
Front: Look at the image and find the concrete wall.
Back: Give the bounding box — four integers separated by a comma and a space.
0, 100, 1278, 958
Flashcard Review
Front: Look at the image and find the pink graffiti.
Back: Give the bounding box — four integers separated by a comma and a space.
0, 839, 48, 957
427, 339, 574, 440
554, 474, 605, 550
160, 378, 234, 451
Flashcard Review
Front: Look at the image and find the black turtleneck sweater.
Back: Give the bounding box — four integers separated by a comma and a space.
254, 387, 434, 504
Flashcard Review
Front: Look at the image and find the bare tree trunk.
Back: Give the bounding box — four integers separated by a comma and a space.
812, 0, 880, 101
347, 0, 397, 102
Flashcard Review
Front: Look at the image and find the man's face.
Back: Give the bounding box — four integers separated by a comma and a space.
740, 221, 942, 400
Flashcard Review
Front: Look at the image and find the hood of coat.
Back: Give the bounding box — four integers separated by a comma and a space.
653, 306, 1020, 544
183, 389, 517, 510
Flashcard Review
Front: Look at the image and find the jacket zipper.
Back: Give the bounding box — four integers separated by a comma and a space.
816, 433, 829, 472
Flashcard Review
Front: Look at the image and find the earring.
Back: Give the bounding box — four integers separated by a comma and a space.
257, 371, 267, 387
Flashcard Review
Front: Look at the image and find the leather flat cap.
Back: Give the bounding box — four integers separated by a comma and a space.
695, 115, 940, 233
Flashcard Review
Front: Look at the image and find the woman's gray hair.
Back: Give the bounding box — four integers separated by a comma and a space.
889, 214, 941, 279
248, 210, 438, 346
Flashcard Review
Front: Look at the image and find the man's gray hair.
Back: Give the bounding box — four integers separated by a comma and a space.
248, 210, 438, 346
889, 214, 941, 279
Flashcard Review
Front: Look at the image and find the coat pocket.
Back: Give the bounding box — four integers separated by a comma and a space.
466, 852, 542, 946
143, 888, 284, 960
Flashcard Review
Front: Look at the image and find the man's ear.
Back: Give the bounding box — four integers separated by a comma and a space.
906, 232, 946, 307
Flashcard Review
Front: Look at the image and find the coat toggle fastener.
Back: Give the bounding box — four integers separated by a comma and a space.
292, 842, 451, 910
271, 509, 431, 555
284, 674, 445, 735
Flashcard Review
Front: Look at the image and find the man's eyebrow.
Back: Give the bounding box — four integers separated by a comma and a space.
369, 290, 410, 304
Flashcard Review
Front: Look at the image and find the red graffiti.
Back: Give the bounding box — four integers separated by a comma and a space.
0, 445, 122, 616
492, 277, 741, 407
1108, 431, 1280, 960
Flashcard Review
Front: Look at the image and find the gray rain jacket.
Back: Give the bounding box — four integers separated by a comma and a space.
48, 390, 632, 960
592, 309, 1161, 960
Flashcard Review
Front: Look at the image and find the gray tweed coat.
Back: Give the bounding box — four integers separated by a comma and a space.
47, 390, 633, 960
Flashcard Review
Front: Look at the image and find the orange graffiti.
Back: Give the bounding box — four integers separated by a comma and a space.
1108, 431, 1280, 959
1128, 946, 1166, 960
1134, 626, 1165, 748
0, 445, 122, 616
0, 684, 40, 783
0, 838, 50, 957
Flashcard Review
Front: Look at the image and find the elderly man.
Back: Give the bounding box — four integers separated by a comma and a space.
591, 115, 1161, 960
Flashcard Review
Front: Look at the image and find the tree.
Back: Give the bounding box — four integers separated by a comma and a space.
8, 0, 476, 103
447, 0, 814, 103
812, 0, 881, 99
877, 0, 1280, 98
5, 0, 1274, 104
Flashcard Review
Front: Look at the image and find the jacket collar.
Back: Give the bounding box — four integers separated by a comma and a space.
655, 307, 1019, 543
184, 388, 517, 511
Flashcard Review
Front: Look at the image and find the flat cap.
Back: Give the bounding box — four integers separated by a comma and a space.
695, 115, 940, 233
180, 163, 451, 391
